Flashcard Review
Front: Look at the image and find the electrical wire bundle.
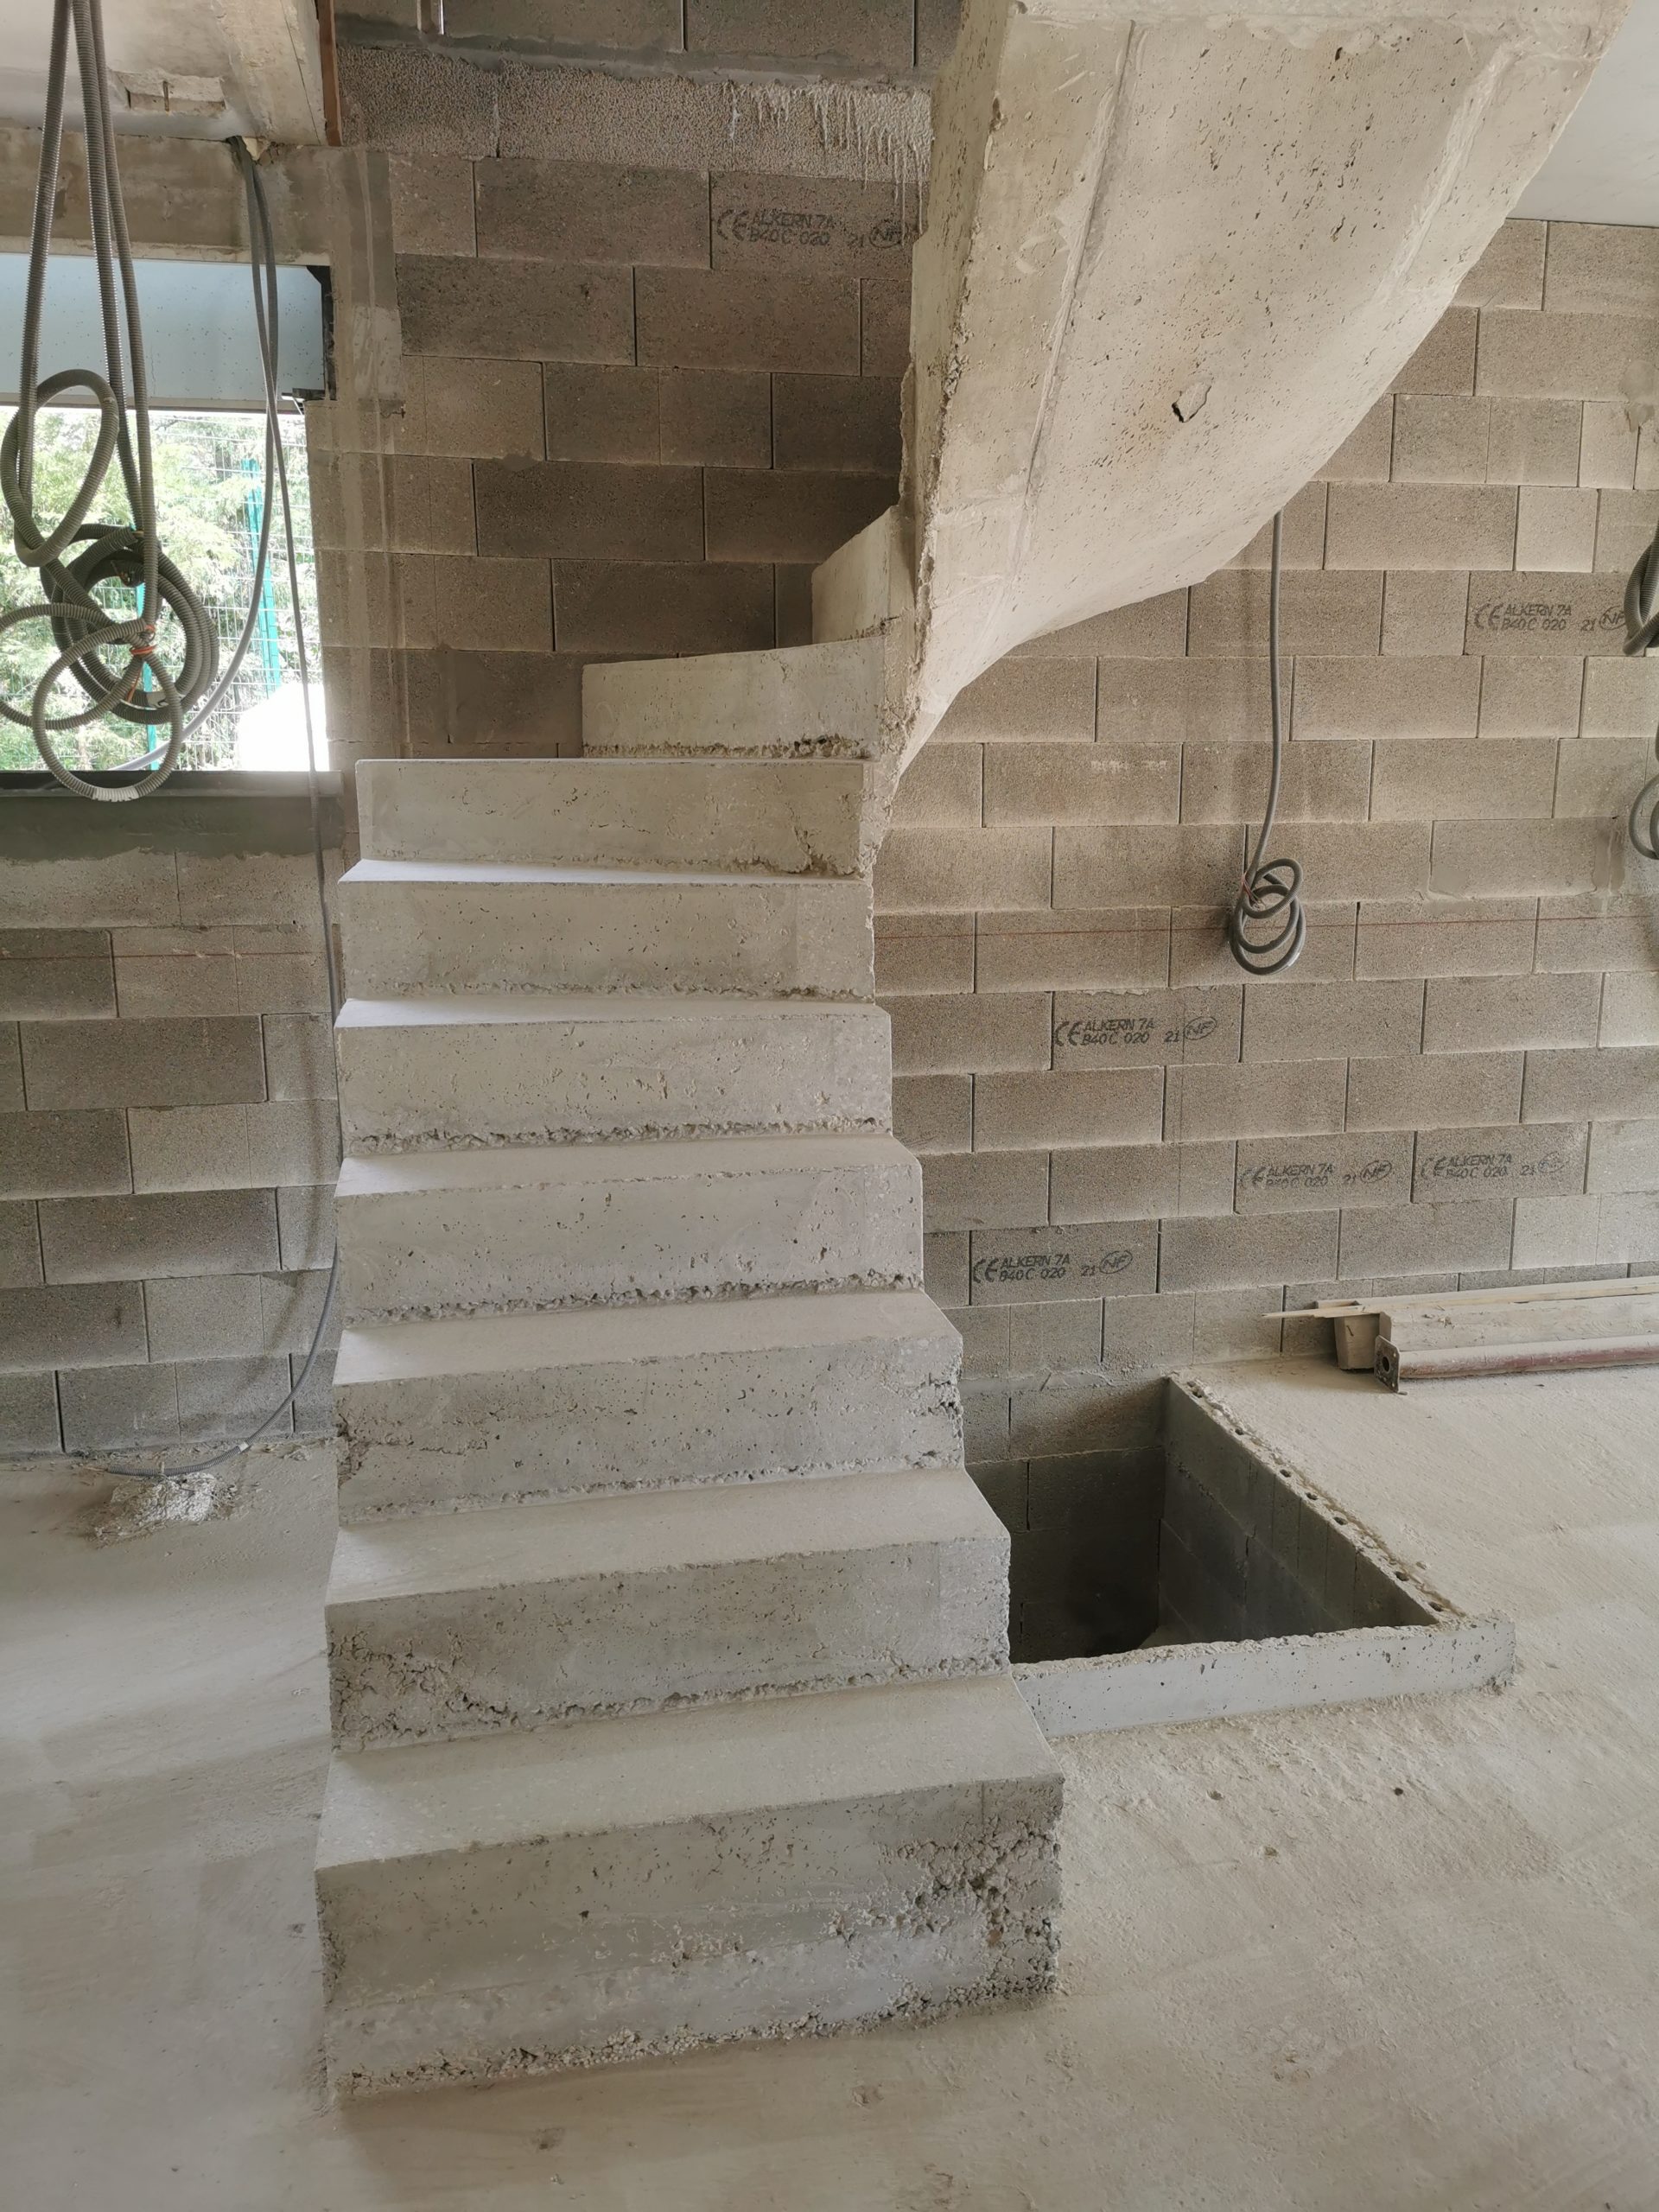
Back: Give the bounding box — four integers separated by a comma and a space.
1622, 512, 1659, 860
1226, 507, 1306, 975
2, 0, 340, 1479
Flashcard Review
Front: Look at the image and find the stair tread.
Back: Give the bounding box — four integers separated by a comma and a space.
334, 1286, 955, 1388
336, 1129, 912, 1198
317, 1674, 1055, 1869
327, 1464, 998, 1605
335, 991, 885, 1031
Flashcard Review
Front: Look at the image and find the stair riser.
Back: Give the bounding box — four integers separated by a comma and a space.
336, 1331, 963, 1520
319, 1773, 1060, 2094
582, 637, 884, 759
335, 1156, 923, 1321
327, 1531, 1009, 1746
338, 877, 874, 999
335, 1004, 893, 1152
357, 759, 875, 874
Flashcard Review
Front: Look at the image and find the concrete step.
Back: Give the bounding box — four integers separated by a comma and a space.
356, 757, 875, 876
337, 861, 874, 999
326, 1465, 1009, 1747
334, 1287, 963, 1520
334, 993, 893, 1153
316, 1673, 1061, 2094
582, 638, 884, 759
334, 1132, 923, 1322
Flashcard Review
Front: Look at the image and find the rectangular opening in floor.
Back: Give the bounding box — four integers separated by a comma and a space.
1009, 1375, 1514, 1738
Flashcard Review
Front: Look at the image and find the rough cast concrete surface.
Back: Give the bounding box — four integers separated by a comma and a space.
9, 1363, 1659, 2204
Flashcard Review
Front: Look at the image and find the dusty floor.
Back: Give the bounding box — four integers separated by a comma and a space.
6, 1363, 1659, 2211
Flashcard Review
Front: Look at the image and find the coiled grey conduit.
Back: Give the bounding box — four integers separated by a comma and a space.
1622, 519, 1659, 859
1226, 508, 1306, 975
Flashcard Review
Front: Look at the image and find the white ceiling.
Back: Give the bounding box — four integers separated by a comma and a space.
1519, 0, 1659, 223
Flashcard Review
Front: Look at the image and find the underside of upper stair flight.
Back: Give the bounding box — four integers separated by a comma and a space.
877, 0, 1625, 760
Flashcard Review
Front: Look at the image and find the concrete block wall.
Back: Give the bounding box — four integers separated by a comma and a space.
0, 789, 344, 1455
323, 39, 1659, 1656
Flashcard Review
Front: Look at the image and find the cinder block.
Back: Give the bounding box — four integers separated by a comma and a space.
1478, 658, 1584, 739
1579, 403, 1637, 490
1179, 741, 1370, 824
969, 1222, 1155, 1303
874, 914, 975, 995
264, 1014, 335, 1103
658, 369, 771, 467
874, 828, 1050, 913
1522, 1046, 1659, 1123
951, 1304, 1012, 1376
1430, 817, 1622, 897
0, 1024, 19, 1111
385, 553, 554, 654
963, 1382, 1013, 1465
1346, 1052, 1522, 1130
128, 1105, 249, 1193
1543, 223, 1659, 315
1600, 969, 1659, 1046
0, 930, 114, 1020
1319, 395, 1394, 482
892, 1074, 972, 1154
636, 268, 858, 372
772, 374, 901, 474
1192, 1286, 1284, 1361
888, 993, 1051, 1077
1457, 219, 1545, 310
0, 1109, 129, 1198
1423, 973, 1600, 1053
0, 1280, 145, 1374
39, 1190, 279, 1284
454, 0, 678, 56
277, 1184, 336, 1269
1486, 397, 1581, 486
385, 152, 473, 256
1509, 1192, 1603, 1267
113, 949, 238, 1018
1159, 1211, 1338, 1293
1391, 306, 1476, 393
1586, 1117, 1659, 1192
0, 852, 180, 930
0, 1372, 59, 1452
543, 365, 660, 463
262, 1270, 340, 1356
919, 1152, 1048, 1231
0, 1200, 40, 1288
1165, 1059, 1347, 1141
1380, 571, 1471, 656
1326, 484, 1516, 570
890, 746, 982, 828
1017, 591, 1187, 659
1516, 486, 1598, 570
932, 658, 1095, 743
475, 460, 702, 563
1053, 825, 1243, 910
1535, 893, 1659, 972
175, 1356, 295, 1443
554, 560, 774, 655
1555, 738, 1652, 823
1371, 738, 1558, 822
1596, 489, 1659, 574
861, 276, 910, 376
143, 1273, 267, 1361
1292, 654, 1479, 741
1338, 1195, 1513, 1279
1236, 1131, 1412, 1213
1172, 899, 1357, 988
1008, 1370, 1163, 1458
1597, 1191, 1659, 1265
1413, 1122, 1587, 1203
705, 469, 893, 563
1050, 1141, 1234, 1224
1242, 979, 1423, 1064
397, 256, 633, 363
984, 743, 1179, 825
973, 1070, 1164, 1151
1096, 657, 1269, 746
923, 1230, 969, 1308
1478, 310, 1659, 400
976, 910, 1170, 992
474, 159, 708, 266
175, 850, 340, 931
308, 453, 477, 556
1225, 482, 1328, 569
1391, 396, 1490, 483
232, 931, 332, 1018
20, 1017, 265, 1110
1354, 896, 1537, 979
1290, 824, 1431, 903
1051, 987, 1240, 1070
709, 173, 918, 275
689, 0, 913, 67
1188, 569, 1382, 657
59, 1363, 179, 1452
400, 358, 544, 461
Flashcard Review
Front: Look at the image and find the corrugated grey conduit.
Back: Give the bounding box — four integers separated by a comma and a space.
1, 0, 340, 1478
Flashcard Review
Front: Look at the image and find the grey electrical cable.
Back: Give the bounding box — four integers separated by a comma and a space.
1622, 513, 1659, 859
1226, 508, 1306, 975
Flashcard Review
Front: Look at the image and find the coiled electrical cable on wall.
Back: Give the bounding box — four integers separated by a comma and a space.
1226, 509, 1306, 975
1622, 514, 1659, 859
3, 0, 340, 1478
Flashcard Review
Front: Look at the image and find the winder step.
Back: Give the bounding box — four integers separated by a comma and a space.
582, 637, 884, 758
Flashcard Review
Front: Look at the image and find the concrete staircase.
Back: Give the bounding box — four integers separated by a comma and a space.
315, 647, 1063, 2095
